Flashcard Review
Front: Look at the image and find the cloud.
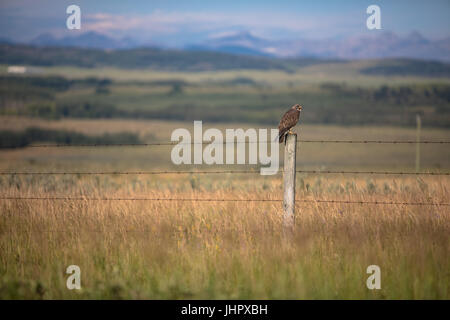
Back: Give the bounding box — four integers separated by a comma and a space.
81, 9, 360, 40
1, 1, 449, 43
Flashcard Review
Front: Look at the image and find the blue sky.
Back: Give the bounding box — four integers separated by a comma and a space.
1, 0, 449, 45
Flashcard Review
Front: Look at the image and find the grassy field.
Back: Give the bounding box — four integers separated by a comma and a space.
0, 117, 449, 171
0, 174, 448, 299
0, 118, 449, 299
0, 57, 449, 299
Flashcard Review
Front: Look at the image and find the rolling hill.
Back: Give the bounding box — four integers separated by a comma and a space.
1, 43, 450, 76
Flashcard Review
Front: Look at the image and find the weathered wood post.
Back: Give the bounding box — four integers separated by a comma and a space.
283, 133, 297, 229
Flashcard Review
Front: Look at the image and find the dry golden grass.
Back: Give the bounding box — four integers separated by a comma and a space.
0, 174, 448, 299
0, 118, 448, 299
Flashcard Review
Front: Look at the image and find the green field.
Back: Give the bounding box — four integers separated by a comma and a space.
1, 58, 450, 127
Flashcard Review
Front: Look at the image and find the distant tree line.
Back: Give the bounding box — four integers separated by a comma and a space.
0, 127, 141, 148
2, 44, 449, 76
361, 59, 450, 77
0, 44, 291, 71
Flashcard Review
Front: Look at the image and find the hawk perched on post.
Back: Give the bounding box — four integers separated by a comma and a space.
277, 104, 303, 143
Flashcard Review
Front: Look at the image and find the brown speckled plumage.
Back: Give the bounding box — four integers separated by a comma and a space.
277, 104, 302, 143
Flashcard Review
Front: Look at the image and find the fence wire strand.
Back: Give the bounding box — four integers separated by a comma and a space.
0, 196, 448, 206
0, 170, 448, 175
1, 140, 450, 149
1, 138, 448, 208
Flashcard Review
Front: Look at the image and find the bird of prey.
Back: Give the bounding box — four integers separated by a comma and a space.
277, 104, 303, 143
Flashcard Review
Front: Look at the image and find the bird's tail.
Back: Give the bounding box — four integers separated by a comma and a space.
275, 129, 288, 143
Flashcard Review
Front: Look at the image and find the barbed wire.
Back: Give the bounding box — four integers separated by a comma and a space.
0, 229, 165, 233
297, 170, 449, 175
0, 196, 448, 206
298, 140, 450, 144
1, 139, 449, 149
0, 170, 448, 175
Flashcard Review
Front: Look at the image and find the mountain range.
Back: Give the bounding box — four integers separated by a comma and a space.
191, 31, 450, 62
3, 30, 449, 62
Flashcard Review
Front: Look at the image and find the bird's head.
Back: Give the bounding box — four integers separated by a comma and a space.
293, 104, 303, 111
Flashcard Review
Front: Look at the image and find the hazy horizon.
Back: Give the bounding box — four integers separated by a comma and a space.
1, 0, 449, 45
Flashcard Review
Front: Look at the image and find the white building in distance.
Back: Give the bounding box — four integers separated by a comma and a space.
7, 66, 27, 74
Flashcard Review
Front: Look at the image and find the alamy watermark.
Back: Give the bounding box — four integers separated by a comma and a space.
366, 265, 381, 290
66, 265, 81, 290
66, 5, 81, 30
171, 121, 280, 175
366, 5, 381, 30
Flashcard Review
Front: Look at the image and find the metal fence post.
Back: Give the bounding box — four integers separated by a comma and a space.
283, 133, 297, 229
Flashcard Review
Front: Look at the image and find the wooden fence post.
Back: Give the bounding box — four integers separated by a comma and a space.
283, 133, 297, 229
416, 114, 421, 173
